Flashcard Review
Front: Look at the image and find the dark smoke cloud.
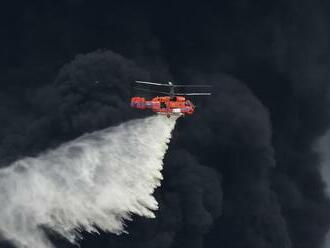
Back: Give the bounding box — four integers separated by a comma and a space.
173, 75, 292, 248
0, 50, 148, 166
1, 1, 330, 248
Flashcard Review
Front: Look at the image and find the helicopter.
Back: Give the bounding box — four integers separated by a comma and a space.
130, 81, 211, 117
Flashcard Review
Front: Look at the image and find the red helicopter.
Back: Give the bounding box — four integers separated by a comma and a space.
130, 81, 211, 117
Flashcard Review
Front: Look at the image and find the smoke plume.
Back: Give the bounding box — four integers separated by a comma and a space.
0, 115, 177, 248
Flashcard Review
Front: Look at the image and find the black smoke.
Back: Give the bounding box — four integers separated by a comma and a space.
1, 1, 330, 248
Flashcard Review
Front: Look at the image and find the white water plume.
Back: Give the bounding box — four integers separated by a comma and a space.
0, 115, 178, 248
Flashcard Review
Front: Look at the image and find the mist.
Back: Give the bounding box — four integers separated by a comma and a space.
0, 115, 177, 248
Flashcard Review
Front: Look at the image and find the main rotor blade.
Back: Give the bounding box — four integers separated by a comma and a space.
177, 93, 212, 96
135, 81, 212, 88
133, 87, 170, 95
173, 85, 212, 88
135, 81, 171, 87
